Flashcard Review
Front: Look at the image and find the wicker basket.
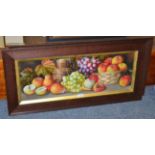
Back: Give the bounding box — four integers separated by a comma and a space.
99, 71, 121, 85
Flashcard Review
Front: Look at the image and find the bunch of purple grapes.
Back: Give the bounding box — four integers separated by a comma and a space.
77, 57, 100, 77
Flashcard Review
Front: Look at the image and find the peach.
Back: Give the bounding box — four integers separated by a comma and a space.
119, 75, 131, 87
107, 64, 119, 73
89, 73, 99, 83
118, 63, 128, 72
112, 55, 124, 65
50, 83, 65, 94
23, 84, 36, 95
43, 74, 54, 90
32, 77, 43, 88
103, 57, 112, 65
93, 83, 106, 92
98, 63, 108, 73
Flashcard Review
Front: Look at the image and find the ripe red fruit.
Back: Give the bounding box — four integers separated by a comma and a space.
107, 64, 119, 72
98, 63, 108, 73
104, 57, 112, 65
119, 75, 131, 87
93, 83, 106, 92
89, 73, 99, 83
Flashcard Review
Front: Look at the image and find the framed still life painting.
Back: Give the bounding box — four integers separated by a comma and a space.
2, 37, 153, 115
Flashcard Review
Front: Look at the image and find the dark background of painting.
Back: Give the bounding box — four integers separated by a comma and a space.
18, 52, 134, 80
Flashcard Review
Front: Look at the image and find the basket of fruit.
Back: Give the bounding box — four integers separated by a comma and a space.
98, 70, 121, 85
98, 56, 128, 85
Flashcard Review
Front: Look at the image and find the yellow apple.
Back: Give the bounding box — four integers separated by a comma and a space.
112, 55, 124, 65
118, 63, 128, 72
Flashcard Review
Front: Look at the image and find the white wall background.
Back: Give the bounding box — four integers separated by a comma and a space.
5, 36, 24, 45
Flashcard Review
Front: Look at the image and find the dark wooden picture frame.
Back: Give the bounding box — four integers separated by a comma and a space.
2, 38, 153, 115
46, 36, 126, 42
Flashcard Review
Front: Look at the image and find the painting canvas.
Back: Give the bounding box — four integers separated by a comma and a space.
15, 50, 138, 105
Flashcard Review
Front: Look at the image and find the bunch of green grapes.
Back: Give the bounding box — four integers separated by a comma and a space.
61, 71, 85, 93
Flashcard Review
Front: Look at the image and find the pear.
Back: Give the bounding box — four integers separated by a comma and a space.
43, 75, 54, 90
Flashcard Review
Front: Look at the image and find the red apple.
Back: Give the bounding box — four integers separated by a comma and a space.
93, 83, 106, 92
89, 73, 99, 83
103, 57, 112, 65
98, 63, 108, 73
119, 75, 131, 87
107, 64, 119, 73
112, 55, 124, 65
